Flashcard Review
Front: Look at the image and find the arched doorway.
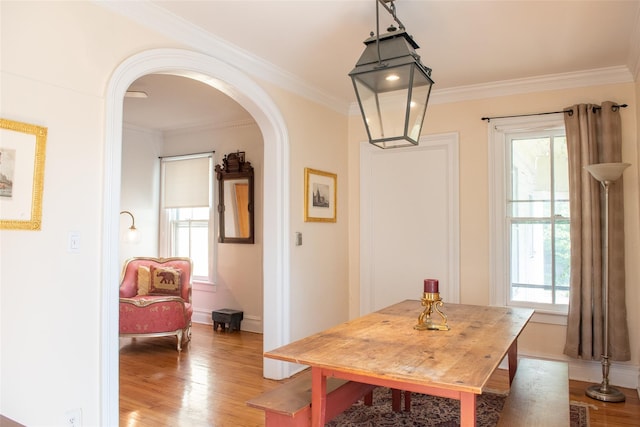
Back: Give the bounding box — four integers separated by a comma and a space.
101, 48, 291, 425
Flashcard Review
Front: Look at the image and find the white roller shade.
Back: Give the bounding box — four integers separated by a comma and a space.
161, 155, 212, 208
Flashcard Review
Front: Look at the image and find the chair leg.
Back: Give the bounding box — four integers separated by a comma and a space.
176, 329, 183, 351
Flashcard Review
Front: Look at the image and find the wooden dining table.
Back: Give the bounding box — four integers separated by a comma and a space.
264, 300, 534, 427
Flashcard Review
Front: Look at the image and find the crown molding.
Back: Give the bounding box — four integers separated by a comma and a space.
163, 118, 258, 137
122, 121, 163, 136
349, 66, 634, 115
123, 118, 257, 136
94, 0, 347, 114
431, 66, 635, 105
96, 1, 636, 119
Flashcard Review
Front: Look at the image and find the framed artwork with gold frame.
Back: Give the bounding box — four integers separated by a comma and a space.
304, 167, 336, 223
0, 118, 47, 230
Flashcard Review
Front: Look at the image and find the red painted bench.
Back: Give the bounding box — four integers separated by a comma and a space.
247, 370, 376, 427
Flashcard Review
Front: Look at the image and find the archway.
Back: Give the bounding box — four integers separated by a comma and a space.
101, 48, 291, 425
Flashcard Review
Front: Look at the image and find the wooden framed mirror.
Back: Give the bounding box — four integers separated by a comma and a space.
215, 151, 254, 244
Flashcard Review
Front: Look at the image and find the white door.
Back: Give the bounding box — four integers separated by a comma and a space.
360, 133, 460, 314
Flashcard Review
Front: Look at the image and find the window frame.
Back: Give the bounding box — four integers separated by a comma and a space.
488, 114, 568, 325
159, 153, 217, 285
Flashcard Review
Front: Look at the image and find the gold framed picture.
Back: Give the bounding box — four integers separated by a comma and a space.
0, 118, 47, 230
304, 167, 336, 222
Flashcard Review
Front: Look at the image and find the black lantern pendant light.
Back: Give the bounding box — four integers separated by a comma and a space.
349, 0, 434, 149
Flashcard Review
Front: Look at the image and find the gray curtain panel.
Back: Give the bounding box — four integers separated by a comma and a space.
563, 101, 630, 361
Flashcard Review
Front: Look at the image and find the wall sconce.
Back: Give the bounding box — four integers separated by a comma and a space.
120, 210, 139, 243
349, 0, 434, 149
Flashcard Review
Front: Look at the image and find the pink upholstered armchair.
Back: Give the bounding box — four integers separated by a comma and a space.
119, 257, 193, 351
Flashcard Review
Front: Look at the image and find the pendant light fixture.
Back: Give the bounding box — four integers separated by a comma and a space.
349, 0, 434, 149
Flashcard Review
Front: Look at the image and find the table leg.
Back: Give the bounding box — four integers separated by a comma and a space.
508, 340, 518, 385
311, 367, 327, 427
460, 392, 477, 427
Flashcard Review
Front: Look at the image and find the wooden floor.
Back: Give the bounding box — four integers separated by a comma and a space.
120, 323, 640, 427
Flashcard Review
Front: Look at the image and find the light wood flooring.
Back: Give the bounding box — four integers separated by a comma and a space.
120, 323, 640, 426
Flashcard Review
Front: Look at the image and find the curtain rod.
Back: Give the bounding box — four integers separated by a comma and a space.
481, 104, 628, 122
158, 151, 214, 159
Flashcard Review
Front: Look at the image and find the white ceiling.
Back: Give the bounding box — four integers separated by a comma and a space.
119, 0, 640, 131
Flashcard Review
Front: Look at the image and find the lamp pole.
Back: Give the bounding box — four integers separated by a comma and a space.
584, 162, 629, 403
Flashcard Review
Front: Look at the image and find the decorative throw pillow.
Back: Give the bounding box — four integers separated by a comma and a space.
137, 265, 150, 296
148, 265, 182, 296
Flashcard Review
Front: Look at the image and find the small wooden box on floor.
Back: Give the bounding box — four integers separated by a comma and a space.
212, 308, 243, 332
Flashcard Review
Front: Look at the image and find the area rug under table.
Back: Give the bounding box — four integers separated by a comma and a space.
326, 388, 589, 427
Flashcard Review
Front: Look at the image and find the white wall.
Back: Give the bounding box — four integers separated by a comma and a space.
162, 121, 265, 332
0, 1, 350, 425
120, 125, 162, 265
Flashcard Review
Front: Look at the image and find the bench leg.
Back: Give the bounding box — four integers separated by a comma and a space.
508, 340, 518, 385
364, 390, 373, 406
392, 389, 401, 412
391, 389, 411, 412
265, 410, 309, 427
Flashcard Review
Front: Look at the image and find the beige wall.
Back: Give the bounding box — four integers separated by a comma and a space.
349, 83, 640, 372
1, 1, 638, 425
264, 84, 350, 340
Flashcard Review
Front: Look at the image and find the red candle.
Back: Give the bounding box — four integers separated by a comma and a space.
424, 279, 439, 293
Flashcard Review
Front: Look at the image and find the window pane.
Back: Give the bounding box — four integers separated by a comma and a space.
509, 200, 551, 217
189, 223, 209, 278
554, 221, 571, 304
553, 136, 570, 219
510, 222, 552, 304
176, 207, 209, 220
555, 200, 570, 217
171, 211, 210, 279
511, 137, 550, 199
173, 223, 191, 258
553, 136, 569, 198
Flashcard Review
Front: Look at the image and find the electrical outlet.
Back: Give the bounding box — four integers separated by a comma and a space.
65, 408, 82, 427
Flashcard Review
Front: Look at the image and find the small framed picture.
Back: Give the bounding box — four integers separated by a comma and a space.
304, 168, 337, 222
0, 118, 47, 230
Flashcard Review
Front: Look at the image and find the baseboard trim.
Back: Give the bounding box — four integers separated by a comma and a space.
498, 351, 639, 390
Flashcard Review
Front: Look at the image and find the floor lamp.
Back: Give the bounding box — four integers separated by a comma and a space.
584, 162, 630, 403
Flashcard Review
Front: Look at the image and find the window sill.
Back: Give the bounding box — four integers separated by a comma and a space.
507, 301, 568, 326
192, 281, 217, 293
530, 309, 568, 326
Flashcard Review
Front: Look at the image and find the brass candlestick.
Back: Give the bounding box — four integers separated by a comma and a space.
414, 292, 450, 331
